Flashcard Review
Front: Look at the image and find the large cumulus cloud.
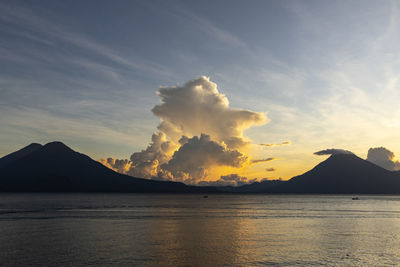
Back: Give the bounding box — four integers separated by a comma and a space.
152, 76, 267, 149
367, 147, 400, 171
160, 134, 248, 182
100, 76, 269, 183
128, 132, 177, 178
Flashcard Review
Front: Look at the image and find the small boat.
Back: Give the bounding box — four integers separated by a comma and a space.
203, 195, 208, 198
352, 197, 359, 200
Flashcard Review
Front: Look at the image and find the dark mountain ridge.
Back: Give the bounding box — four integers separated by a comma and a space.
0, 142, 214, 193
1, 142, 400, 193
270, 153, 400, 194
0, 143, 42, 168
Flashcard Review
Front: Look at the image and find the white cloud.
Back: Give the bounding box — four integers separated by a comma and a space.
152, 76, 267, 148
100, 76, 268, 183
160, 134, 248, 182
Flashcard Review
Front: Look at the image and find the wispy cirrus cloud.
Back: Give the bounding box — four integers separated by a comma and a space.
251, 157, 277, 164
0, 2, 172, 77
260, 141, 291, 147
152, 2, 246, 49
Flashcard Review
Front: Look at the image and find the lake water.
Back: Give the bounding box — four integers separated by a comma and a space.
0, 194, 400, 266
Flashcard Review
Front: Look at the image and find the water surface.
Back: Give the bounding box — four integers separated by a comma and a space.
0, 194, 400, 266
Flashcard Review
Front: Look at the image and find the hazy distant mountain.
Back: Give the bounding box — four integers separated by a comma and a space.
271, 154, 400, 194
221, 180, 285, 193
0, 142, 211, 193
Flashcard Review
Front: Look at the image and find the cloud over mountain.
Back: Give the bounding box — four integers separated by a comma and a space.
367, 147, 400, 171
314, 148, 353, 156
98, 158, 132, 174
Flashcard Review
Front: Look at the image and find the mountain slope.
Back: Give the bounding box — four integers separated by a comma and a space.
3, 142, 400, 194
0, 142, 209, 193
0, 143, 42, 168
272, 154, 400, 194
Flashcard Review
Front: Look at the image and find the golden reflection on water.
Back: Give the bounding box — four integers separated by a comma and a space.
147, 205, 243, 265
1, 194, 400, 265
142, 195, 400, 266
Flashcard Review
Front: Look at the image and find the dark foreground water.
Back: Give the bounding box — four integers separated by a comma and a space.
1, 194, 400, 266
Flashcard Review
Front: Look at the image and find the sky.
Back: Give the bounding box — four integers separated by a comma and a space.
1, 0, 400, 182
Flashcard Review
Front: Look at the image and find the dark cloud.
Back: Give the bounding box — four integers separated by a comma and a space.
314, 148, 353, 156
251, 157, 276, 164
260, 141, 291, 147
367, 147, 400, 171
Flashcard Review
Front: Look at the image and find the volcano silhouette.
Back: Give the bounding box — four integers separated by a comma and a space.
2, 143, 400, 193
0, 142, 209, 192
268, 153, 400, 194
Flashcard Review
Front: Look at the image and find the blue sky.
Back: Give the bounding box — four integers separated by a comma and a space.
1, 0, 400, 179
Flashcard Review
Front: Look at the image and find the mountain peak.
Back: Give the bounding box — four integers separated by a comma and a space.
328, 153, 358, 159
42, 141, 74, 153
0, 142, 43, 168
0, 141, 201, 193
44, 141, 67, 147
276, 151, 400, 194
27, 143, 43, 149
329, 153, 378, 168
